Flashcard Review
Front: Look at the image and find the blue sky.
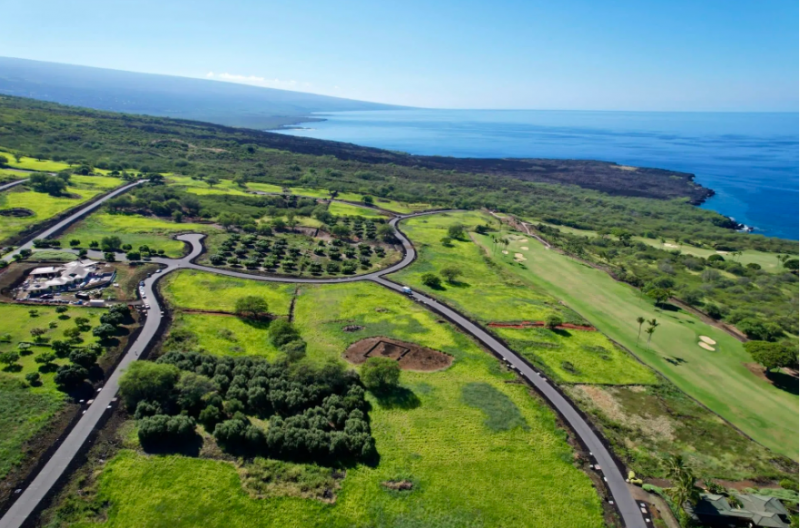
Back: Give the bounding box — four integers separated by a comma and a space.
2, 0, 797, 111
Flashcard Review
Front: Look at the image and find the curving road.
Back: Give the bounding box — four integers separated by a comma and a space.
1, 180, 145, 261
0, 199, 646, 528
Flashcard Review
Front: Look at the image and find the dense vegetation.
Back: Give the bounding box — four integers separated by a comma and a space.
0, 95, 794, 254
122, 352, 376, 463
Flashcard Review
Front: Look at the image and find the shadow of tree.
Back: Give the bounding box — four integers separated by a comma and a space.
373, 386, 421, 410
2, 364, 23, 373
766, 370, 799, 395
664, 356, 687, 366
141, 434, 203, 457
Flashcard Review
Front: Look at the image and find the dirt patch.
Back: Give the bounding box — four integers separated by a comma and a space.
744, 363, 770, 383
699, 336, 717, 345
0, 208, 34, 217
382, 480, 414, 491
344, 337, 453, 372
698, 342, 715, 351
488, 321, 596, 331
342, 325, 364, 332
570, 385, 675, 442
375, 307, 389, 313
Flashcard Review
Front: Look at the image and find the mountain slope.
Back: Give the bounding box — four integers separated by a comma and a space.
0, 56, 399, 129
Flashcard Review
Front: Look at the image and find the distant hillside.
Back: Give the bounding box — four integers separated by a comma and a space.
0, 56, 399, 129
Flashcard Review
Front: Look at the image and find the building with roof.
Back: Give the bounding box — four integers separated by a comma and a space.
21, 260, 115, 297
687, 492, 791, 528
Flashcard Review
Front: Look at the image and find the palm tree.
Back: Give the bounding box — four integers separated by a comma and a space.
662, 455, 700, 523
636, 317, 645, 341
646, 319, 660, 343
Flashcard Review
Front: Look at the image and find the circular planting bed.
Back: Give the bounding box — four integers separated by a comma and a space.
0, 208, 34, 217
344, 337, 453, 371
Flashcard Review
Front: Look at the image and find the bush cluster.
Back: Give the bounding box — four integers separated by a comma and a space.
120, 352, 375, 463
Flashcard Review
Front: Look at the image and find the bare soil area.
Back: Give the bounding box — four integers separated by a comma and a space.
344, 337, 453, 371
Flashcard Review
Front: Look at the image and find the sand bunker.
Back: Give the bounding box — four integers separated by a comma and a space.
663, 243, 679, 248
699, 336, 717, 345
520, 246, 529, 250
698, 342, 715, 351
514, 253, 526, 261
502, 250, 509, 254
344, 337, 453, 371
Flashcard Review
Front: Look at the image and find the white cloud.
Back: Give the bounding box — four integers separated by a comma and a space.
205, 72, 312, 91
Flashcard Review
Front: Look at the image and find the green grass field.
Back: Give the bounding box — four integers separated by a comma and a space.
333, 193, 432, 214
476, 226, 799, 460
392, 212, 580, 325
166, 175, 251, 196
62, 280, 605, 527
0, 176, 123, 243
2, 154, 72, 172
166, 313, 282, 360
58, 213, 221, 257
160, 270, 296, 314
327, 201, 388, 219
0, 303, 109, 479
494, 326, 658, 385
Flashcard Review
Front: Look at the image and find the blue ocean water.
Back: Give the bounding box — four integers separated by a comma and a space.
276, 109, 799, 240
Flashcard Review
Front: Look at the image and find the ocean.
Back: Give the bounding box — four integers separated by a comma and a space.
275, 109, 799, 241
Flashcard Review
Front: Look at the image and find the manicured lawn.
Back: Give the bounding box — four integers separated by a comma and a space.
478, 227, 799, 460
247, 182, 285, 194
167, 312, 282, 360
0, 303, 108, 479
327, 201, 388, 219
166, 174, 251, 196
392, 212, 582, 325
0, 176, 123, 243
494, 326, 658, 385
160, 269, 295, 314
64, 281, 605, 527
58, 213, 221, 257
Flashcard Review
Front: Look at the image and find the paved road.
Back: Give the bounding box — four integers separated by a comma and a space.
0, 203, 646, 528
1, 180, 145, 261
0, 179, 27, 193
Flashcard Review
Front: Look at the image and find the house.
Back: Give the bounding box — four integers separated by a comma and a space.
687, 493, 791, 528
23, 260, 115, 296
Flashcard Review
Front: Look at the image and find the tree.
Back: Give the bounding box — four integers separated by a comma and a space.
35, 351, 57, 366
545, 314, 562, 329
280, 339, 307, 362
661, 456, 700, 525
377, 224, 395, 243
361, 357, 401, 393
362, 195, 374, 206
440, 266, 463, 284
269, 319, 301, 347
138, 414, 196, 449
101, 235, 123, 252
29, 327, 47, 342
234, 296, 269, 320
119, 361, 180, 410
646, 287, 671, 307
69, 239, 81, 247
92, 323, 117, 341
636, 316, 645, 342
783, 258, 799, 271
738, 319, 784, 342
447, 224, 466, 240
69, 349, 97, 369
176, 372, 215, 412
0, 351, 20, 369
744, 341, 798, 371
421, 273, 442, 289
28, 173, 68, 196
0, 154, 7, 167
205, 175, 220, 188
54, 364, 88, 389
25, 372, 41, 386
646, 319, 660, 343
